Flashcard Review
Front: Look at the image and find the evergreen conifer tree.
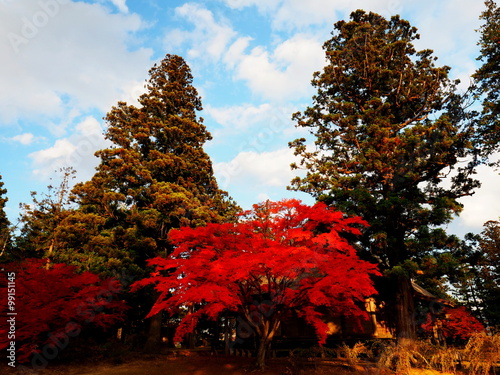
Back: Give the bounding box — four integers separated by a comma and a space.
473, 0, 500, 158
73, 54, 238, 350
0, 175, 10, 258
289, 11, 480, 340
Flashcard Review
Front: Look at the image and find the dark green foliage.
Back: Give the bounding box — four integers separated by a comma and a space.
13, 57, 239, 346
454, 223, 500, 330
477, 221, 500, 328
473, 0, 500, 158
69, 54, 239, 350
67, 55, 238, 275
15, 168, 76, 261
0, 175, 10, 259
289, 10, 480, 338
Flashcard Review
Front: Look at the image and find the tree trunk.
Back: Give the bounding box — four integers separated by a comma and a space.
256, 336, 271, 370
144, 312, 162, 353
224, 319, 230, 355
185, 331, 195, 349
395, 275, 416, 341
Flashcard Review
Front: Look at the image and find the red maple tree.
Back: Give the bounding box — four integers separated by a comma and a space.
133, 199, 380, 368
0, 259, 127, 364
421, 306, 485, 342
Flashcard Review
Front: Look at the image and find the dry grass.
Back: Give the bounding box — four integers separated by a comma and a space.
429, 346, 460, 374
377, 339, 431, 375
374, 333, 500, 375
462, 332, 500, 375
340, 341, 370, 367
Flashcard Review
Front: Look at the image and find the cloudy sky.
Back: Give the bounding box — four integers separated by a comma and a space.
0, 0, 498, 237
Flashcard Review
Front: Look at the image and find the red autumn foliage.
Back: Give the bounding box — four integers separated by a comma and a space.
0, 259, 127, 362
421, 305, 485, 341
133, 199, 380, 347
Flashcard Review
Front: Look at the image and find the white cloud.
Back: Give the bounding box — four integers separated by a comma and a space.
0, 0, 152, 127
30, 139, 77, 174
223, 36, 253, 69
204, 101, 308, 171
223, 0, 280, 12
10, 133, 36, 145
257, 192, 270, 202
208, 103, 281, 129
165, 4, 325, 101
214, 147, 298, 189
407, 0, 483, 86
233, 34, 325, 101
29, 116, 110, 181
161, 4, 325, 102
164, 3, 237, 62
109, 0, 128, 13
220, 0, 402, 31
219, 0, 483, 85
450, 163, 500, 233
213, 147, 315, 208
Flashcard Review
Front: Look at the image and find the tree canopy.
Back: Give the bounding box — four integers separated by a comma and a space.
455, 221, 500, 329
473, 0, 500, 158
73, 54, 238, 266
476, 221, 500, 328
70, 54, 239, 351
0, 259, 127, 363
133, 199, 379, 368
0, 175, 11, 258
289, 10, 480, 339
421, 306, 485, 343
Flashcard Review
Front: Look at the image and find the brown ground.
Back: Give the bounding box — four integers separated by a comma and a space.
3, 354, 374, 375
2, 353, 459, 375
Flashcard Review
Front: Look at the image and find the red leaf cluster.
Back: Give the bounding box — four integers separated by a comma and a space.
421, 306, 485, 341
0, 259, 127, 362
133, 199, 380, 344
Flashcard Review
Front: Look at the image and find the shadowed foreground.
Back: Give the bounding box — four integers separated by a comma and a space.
3, 354, 463, 375
3, 354, 374, 375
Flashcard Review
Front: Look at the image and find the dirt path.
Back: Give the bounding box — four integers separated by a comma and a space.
4, 355, 326, 375
2, 356, 457, 375
60, 356, 281, 375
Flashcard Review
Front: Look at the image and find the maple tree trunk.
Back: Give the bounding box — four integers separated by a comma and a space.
395, 276, 416, 341
224, 319, 230, 355
144, 312, 162, 353
256, 335, 271, 370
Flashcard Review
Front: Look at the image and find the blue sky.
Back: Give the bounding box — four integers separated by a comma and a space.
0, 0, 499, 237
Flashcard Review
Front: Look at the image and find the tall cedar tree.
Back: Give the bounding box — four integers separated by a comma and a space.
73, 54, 238, 351
289, 11, 480, 340
473, 0, 500, 158
435, 0, 500, 329
133, 199, 379, 369
0, 175, 10, 258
